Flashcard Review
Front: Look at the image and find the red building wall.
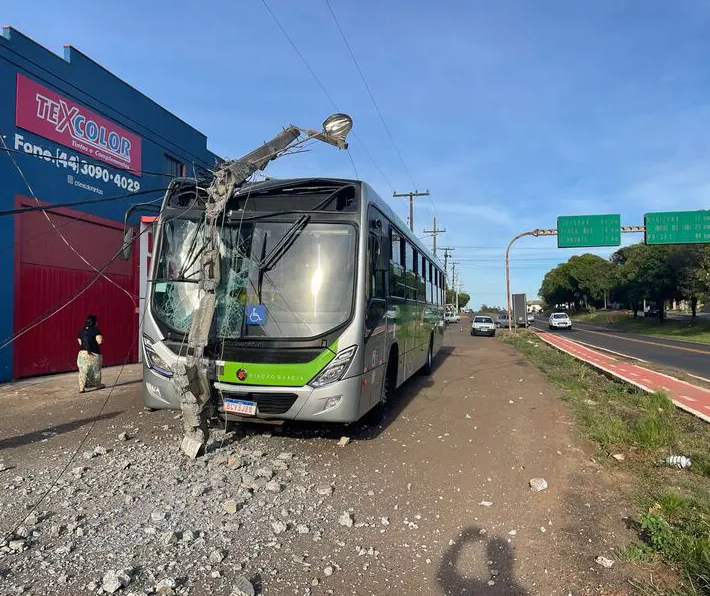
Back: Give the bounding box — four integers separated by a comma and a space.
13, 195, 138, 378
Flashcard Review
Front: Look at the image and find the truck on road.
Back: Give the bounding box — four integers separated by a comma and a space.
512, 293, 528, 328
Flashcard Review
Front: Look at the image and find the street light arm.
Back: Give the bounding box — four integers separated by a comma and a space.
505, 230, 539, 332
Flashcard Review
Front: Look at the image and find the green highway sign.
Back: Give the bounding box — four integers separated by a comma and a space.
557, 214, 621, 248
644, 210, 710, 245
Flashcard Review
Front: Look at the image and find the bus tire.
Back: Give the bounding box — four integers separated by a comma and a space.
363, 353, 396, 426
419, 337, 433, 376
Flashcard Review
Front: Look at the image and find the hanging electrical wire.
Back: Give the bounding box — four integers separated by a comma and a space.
0, 187, 166, 217
0, 204, 186, 352
0, 144, 184, 178
2, 304, 148, 543
324, 0, 416, 190
1, 135, 139, 305
259, 0, 395, 191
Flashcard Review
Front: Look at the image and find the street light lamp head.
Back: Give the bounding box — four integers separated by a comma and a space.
321, 113, 353, 149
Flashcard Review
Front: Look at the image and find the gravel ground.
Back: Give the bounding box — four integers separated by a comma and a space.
0, 331, 637, 595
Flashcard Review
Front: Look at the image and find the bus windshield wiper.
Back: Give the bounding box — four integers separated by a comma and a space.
259, 215, 310, 272
256, 214, 310, 302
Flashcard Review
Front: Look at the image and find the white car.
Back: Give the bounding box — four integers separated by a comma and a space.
548, 312, 572, 330
445, 312, 460, 324
471, 315, 496, 337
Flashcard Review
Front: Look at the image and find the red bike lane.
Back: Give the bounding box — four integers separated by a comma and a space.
535, 330, 710, 424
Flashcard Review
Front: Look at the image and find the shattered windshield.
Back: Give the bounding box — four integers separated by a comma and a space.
152, 218, 357, 339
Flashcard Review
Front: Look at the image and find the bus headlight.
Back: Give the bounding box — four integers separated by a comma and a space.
310, 346, 357, 388
143, 334, 173, 378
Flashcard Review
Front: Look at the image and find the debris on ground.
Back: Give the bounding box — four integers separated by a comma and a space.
231, 576, 255, 596
611, 453, 625, 462
337, 436, 350, 447
529, 477, 548, 491
664, 455, 691, 468
338, 512, 354, 528
595, 555, 614, 568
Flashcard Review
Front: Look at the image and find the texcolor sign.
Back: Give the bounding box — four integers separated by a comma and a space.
15, 74, 142, 175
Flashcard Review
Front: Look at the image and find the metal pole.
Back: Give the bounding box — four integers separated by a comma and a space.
505, 230, 537, 333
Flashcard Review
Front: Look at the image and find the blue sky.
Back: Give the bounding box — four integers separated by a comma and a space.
5, 0, 710, 308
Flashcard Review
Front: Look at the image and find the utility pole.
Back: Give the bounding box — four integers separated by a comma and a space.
451, 261, 459, 308
441, 247, 454, 292
422, 217, 446, 257
393, 189, 429, 232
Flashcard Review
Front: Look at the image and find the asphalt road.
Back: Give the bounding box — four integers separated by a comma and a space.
531, 318, 710, 380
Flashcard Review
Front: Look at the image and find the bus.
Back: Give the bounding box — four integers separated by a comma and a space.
140, 176, 446, 425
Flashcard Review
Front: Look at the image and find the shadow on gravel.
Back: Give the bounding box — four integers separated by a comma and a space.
437, 527, 530, 595
0, 411, 122, 451
229, 347, 455, 445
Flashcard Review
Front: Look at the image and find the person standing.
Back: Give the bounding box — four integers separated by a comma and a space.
76, 314, 105, 393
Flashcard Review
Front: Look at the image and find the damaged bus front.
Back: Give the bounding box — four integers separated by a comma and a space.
140, 177, 446, 425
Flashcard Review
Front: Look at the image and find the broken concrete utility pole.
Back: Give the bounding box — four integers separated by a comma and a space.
174, 114, 353, 458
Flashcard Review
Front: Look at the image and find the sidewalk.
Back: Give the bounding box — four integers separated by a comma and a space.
536, 330, 710, 424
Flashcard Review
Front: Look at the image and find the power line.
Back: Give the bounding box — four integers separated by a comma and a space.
0, 187, 166, 217
0, 205, 182, 352
324, 0, 416, 189
0, 144, 183, 178
0, 197, 162, 258
393, 189, 429, 232
259, 0, 395, 191
0, 47, 217, 168
1, 134, 137, 305
3, 303, 147, 543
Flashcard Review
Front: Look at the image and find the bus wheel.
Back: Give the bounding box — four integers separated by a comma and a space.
419, 338, 433, 376
363, 358, 396, 426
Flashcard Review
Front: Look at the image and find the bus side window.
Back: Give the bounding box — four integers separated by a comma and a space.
420, 255, 427, 302
389, 228, 405, 299
406, 244, 416, 301
369, 233, 386, 300
428, 262, 433, 303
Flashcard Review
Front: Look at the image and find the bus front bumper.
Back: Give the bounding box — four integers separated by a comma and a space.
143, 365, 364, 423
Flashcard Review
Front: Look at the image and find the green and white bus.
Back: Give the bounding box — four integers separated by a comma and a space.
141, 177, 446, 424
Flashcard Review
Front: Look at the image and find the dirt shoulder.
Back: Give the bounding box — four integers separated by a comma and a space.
1, 333, 636, 595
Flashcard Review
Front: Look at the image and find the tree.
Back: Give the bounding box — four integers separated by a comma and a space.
565, 254, 614, 309
669, 245, 710, 318
539, 263, 575, 308
611, 244, 677, 321
445, 289, 470, 308
539, 254, 614, 311
611, 245, 647, 317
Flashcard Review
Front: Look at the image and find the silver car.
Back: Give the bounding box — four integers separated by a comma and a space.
471, 315, 496, 337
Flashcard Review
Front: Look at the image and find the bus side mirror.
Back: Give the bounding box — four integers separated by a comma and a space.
119, 227, 135, 261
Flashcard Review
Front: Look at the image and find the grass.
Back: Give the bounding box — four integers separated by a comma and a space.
571, 311, 710, 344
502, 331, 710, 594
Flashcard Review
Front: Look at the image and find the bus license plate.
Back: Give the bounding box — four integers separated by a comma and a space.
224, 398, 257, 416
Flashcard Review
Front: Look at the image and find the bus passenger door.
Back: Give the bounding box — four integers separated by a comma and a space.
363, 230, 388, 411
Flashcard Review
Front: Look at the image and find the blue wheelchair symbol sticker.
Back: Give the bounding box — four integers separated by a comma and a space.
246, 305, 267, 326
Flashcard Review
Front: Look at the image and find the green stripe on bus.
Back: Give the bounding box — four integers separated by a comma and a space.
219, 341, 338, 387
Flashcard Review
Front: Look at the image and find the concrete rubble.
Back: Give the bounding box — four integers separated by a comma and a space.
0, 427, 397, 594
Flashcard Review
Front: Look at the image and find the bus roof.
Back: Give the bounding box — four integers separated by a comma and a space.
165, 176, 445, 271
